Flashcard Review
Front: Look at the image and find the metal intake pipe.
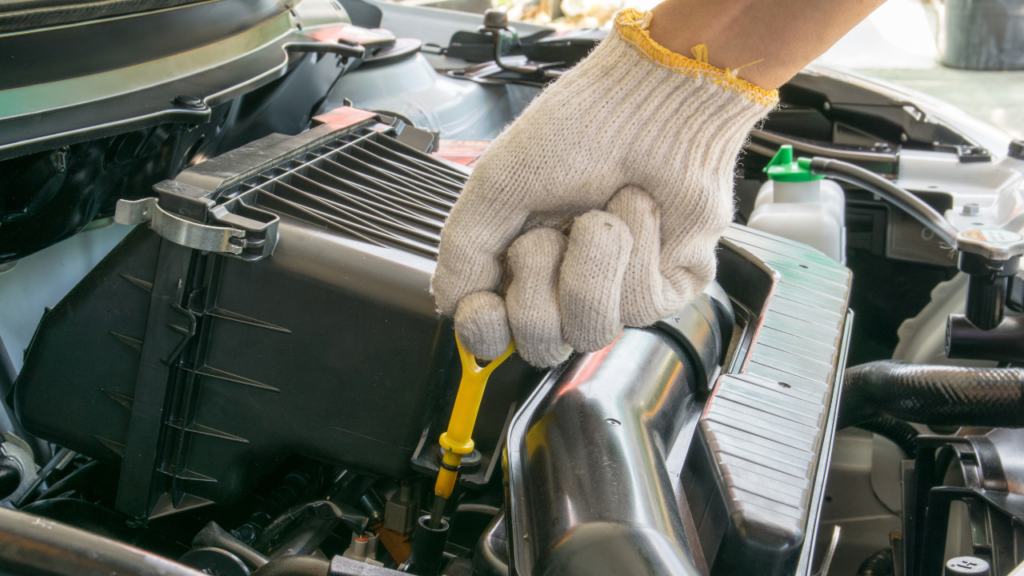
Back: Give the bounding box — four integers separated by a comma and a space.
0, 505, 206, 576
505, 327, 707, 576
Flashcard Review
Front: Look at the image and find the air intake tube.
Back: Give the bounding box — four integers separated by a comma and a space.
840, 360, 1024, 429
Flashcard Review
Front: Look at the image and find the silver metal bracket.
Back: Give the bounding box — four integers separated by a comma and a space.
115, 198, 246, 255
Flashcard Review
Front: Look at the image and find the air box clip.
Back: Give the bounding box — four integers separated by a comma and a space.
115, 181, 279, 261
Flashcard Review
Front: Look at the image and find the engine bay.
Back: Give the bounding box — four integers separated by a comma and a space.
2, 1, 1024, 575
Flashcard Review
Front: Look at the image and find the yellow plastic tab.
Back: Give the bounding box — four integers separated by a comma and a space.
434, 335, 515, 499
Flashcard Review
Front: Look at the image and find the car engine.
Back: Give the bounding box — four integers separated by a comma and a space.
2, 1, 1024, 576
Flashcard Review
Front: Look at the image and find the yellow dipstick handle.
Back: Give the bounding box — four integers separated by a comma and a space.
434, 334, 516, 500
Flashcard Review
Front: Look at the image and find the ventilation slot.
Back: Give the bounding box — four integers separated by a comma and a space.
239, 128, 467, 259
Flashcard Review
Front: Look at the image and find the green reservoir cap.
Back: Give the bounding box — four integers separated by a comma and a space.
764, 145, 823, 182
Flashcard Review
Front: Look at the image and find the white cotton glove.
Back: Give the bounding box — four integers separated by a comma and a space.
431, 9, 778, 367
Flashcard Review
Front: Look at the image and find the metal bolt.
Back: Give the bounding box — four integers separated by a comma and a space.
173, 95, 205, 110
962, 203, 980, 216
483, 9, 509, 29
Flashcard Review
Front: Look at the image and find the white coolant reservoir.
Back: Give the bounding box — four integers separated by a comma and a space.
747, 145, 847, 264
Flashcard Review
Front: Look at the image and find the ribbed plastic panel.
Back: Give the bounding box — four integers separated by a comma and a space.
686, 225, 853, 576
244, 127, 466, 258
14, 113, 533, 522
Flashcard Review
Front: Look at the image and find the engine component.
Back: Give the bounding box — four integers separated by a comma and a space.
508, 328, 704, 576
808, 157, 959, 247
0, 433, 37, 503
194, 521, 270, 571
0, 0, 372, 265
258, 501, 368, 558
234, 471, 313, 546
254, 555, 332, 576
946, 557, 992, 576
0, 505, 205, 576
401, 515, 450, 576
857, 548, 894, 576
944, 227, 1024, 364
506, 225, 853, 576
14, 107, 537, 520
946, 315, 1024, 363
522, 28, 606, 66
686, 227, 852, 576
840, 361, 1024, 428
747, 145, 846, 263
180, 547, 252, 576
358, 490, 386, 526
955, 227, 1024, 329
853, 415, 920, 458
473, 510, 508, 576
430, 338, 515, 528
342, 531, 382, 566
904, 429, 1024, 576
895, 273, 995, 367
332, 555, 405, 576
384, 483, 420, 534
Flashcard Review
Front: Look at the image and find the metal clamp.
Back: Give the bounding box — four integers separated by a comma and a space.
115, 198, 246, 255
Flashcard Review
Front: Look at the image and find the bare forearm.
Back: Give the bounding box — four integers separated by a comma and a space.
648, 0, 886, 89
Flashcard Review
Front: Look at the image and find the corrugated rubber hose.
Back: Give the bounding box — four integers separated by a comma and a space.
840, 360, 1024, 429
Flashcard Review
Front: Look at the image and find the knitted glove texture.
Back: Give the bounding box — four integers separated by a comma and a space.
432, 9, 778, 367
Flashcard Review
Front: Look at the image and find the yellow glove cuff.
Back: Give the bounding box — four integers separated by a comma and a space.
614, 9, 780, 108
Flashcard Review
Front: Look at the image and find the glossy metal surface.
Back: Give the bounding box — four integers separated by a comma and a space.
809, 157, 959, 246
0, 505, 205, 576
656, 291, 727, 393
506, 327, 704, 576
115, 197, 247, 255
473, 509, 509, 576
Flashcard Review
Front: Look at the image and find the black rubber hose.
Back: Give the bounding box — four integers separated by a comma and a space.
856, 548, 894, 576
251, 555, 329, 576
854, 416, 919, 458
193, 521, 269, 570
840, 360, 1024, 429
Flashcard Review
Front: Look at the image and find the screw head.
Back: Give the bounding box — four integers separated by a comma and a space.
173, 95, 205, 110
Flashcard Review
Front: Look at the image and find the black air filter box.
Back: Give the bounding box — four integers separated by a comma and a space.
15, 108, 536, 519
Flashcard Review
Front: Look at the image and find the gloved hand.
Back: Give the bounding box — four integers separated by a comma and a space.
431, 9, 777, 367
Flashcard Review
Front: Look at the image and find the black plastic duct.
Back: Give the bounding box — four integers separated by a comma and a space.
841, 361, 1024, 429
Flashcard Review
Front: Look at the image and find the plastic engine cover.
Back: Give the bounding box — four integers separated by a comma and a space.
14, 109, 536, 519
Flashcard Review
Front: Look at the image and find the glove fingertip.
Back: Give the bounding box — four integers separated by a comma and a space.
560, 210, 631, 352
454, 291, 512, 361
507, 227, 572, 368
